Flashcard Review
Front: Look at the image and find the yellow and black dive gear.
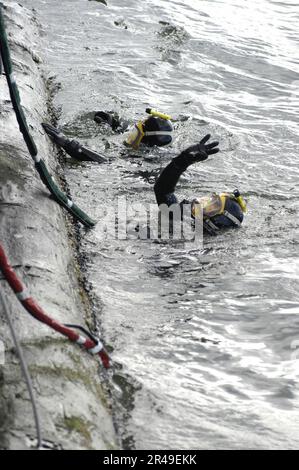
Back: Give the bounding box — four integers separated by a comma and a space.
125, 108, 173, 150
192, 190, 247, 233
145, 108, 172, 121
124, 121, 145, 150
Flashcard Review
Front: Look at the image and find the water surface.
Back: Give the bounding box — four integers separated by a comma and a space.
22, 0, 299, 449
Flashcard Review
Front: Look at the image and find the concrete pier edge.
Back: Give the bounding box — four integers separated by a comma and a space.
0, 1, 117, 450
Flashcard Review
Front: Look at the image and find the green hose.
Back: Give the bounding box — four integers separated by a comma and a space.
35, 160, 96, 226
0, 6, 95, 228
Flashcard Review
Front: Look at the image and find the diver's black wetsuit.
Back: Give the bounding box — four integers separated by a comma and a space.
154, 135, 220, 236
154, 135, 247, 236
154, 134, 219, 207
42, 111, 171, 162
42, 123, 107, 163
154, 157, 188, 207
94, 111, 129, 132
94, 110, 173, 148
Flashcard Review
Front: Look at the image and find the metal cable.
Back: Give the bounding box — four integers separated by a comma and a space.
0, 288, 42, 450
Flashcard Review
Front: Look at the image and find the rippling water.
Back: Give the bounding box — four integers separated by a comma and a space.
22, 0, 299, 449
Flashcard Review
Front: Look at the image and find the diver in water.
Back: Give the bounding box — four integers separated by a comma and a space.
154, 134, 247, 235
94, 108, 173, 151
42, 109, 173, 162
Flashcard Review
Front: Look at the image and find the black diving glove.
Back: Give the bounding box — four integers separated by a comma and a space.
174, 134, 219, 169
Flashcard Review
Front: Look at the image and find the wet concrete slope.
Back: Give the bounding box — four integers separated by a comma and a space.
0, 1, 116, 450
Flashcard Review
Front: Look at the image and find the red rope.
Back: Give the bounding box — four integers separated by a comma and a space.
0, 243, 110, 368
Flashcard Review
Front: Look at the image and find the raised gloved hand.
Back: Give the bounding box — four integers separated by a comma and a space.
174, 134, 219, 168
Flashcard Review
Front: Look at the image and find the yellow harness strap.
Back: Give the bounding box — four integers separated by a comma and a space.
220, 192, 247, 213
125, 121, 145, 150
192, 192, 246, 220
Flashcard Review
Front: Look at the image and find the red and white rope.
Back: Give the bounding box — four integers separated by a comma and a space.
0, 243, 110, 368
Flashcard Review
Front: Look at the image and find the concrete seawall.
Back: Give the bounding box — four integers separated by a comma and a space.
0, 1, 117, 450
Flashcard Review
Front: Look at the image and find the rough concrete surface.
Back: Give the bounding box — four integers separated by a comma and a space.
0, 1, 117, 450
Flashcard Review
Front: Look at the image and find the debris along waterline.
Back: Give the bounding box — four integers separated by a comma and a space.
0, 2, 117, 450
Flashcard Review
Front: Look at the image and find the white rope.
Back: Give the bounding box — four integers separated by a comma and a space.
88, 341, 103, 355
16, 289, 30, 302
76, 335, 86, 345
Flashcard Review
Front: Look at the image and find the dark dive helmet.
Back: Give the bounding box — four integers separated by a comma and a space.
192, 190, 247, 234
125, 108, 173, 150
